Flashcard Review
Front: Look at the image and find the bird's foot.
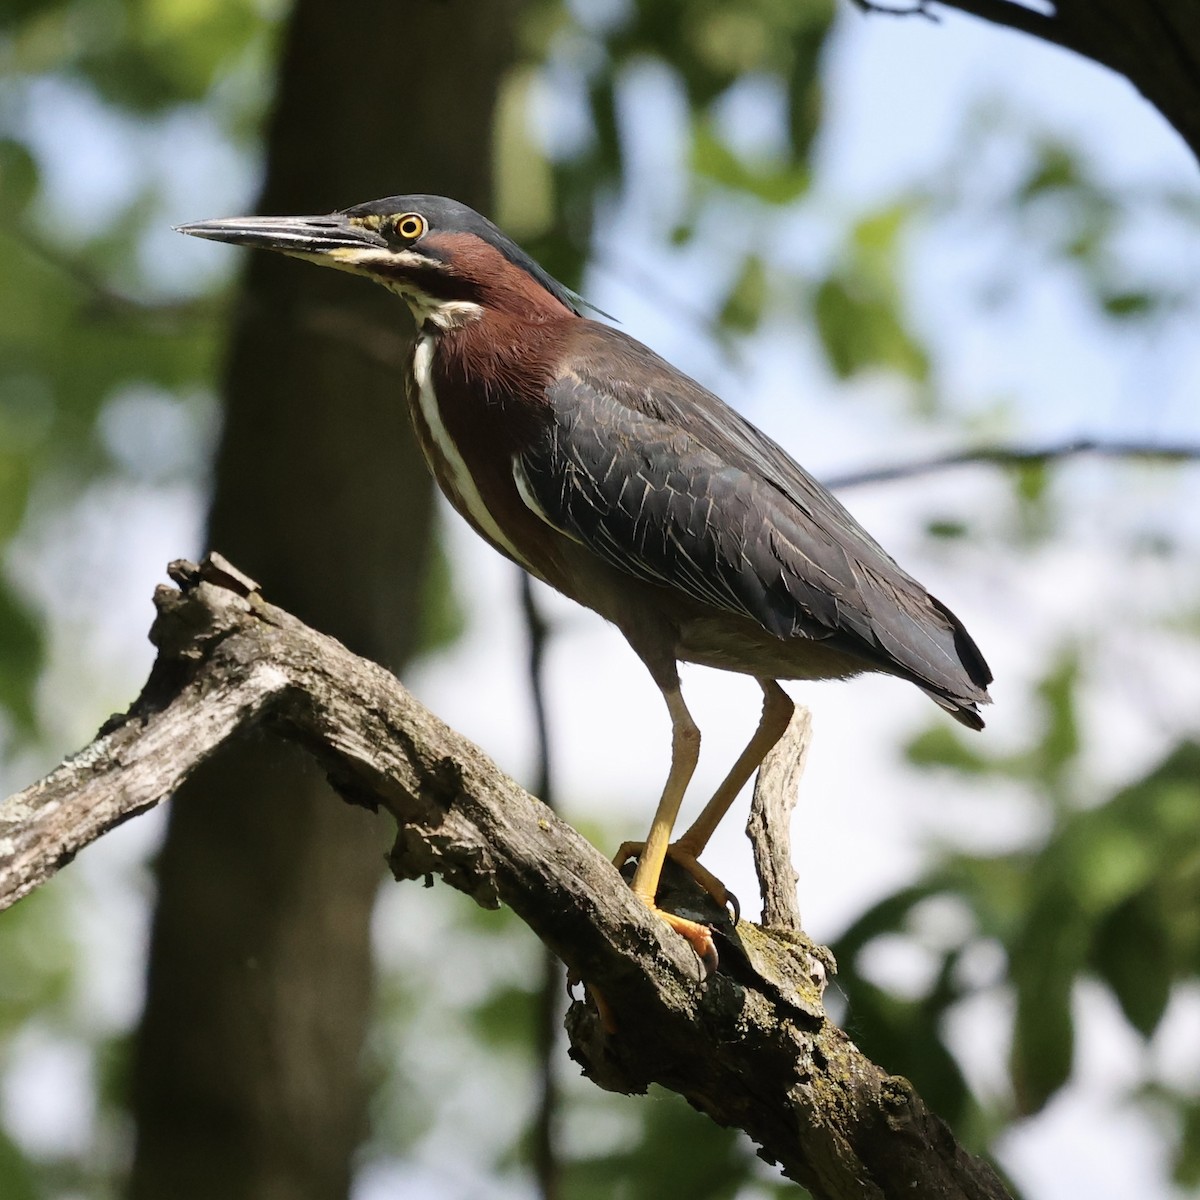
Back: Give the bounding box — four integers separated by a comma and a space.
643, 901, 719, 976
612, 841, 740, 924
568, 852, 722, 1029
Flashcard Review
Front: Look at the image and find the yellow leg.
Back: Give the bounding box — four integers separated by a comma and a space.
616, 680, 793, 972
628, 686, 700, 905
613, 686, 717, 970
674, 680, 793, 858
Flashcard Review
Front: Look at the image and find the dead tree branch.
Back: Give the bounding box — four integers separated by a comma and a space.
748, 705, 812, 933
0, 555, 1012, 1200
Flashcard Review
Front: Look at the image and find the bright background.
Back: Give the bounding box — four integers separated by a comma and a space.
2, 2, 1199, 1197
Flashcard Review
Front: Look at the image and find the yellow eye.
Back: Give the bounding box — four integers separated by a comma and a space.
393, 213, 426, 241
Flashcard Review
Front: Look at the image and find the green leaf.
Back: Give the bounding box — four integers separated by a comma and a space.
0, 577, 43, 731
926, 518, 969, 540
1099, 290, 1156, 319
812, 274, 863, 379
0, 1125, 39, 1200
0, 885, 75, 1032
839, 979, 975, 1129
1017, 141, 1081, 201
718, 253, 767, 333
785, 8, 830, 160
814, 272, 926, 381
906, 725, 992, 774
1009, 893, 1083, 1114
1176, 1093, 1200, 1187
851, 204, 907, 270
1029, 651, 1080, 783
690, 124, 809, 205
812, 266, 929, 383
0, 139, 38, 220
1014, 460, 1049, 506
1092, 893, 1170, 1037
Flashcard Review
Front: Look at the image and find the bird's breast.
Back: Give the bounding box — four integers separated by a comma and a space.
406, 331, 569, 587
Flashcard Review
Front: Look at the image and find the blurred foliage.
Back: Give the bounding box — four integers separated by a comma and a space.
0, 884, 132, 1198
836, 650, 1200, 1179
0, 0, 273, 1193
930, 105, 1200, 328
0, 888, 74, 1032
0, 0, 237, 738
0, 0, 273, 112
1144, 1082, 1200, 1190
506, 0, 835, 324
1, 0, 1199, 1196
561, 1087, 802, 1200
813, 202, 931, 387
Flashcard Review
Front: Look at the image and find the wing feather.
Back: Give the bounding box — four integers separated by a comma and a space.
514, 325, 991, 711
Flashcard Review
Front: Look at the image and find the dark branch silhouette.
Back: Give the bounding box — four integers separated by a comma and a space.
519, 571, 563, 1200
827, 436, 1200, 490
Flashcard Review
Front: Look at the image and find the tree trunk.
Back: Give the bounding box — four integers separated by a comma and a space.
128, 3, 521, 1198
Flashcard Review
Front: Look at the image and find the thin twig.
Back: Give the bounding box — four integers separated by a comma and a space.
8, 223, 216, 328
520, 574, 554, 806
850, 0, 941, 22
826, 436, 1200, 490
519, 571, 561, 1200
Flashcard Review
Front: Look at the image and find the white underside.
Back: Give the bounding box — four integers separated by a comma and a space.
411, 335, 530, 568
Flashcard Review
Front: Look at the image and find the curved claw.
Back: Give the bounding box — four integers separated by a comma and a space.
587, 983, 617, 1032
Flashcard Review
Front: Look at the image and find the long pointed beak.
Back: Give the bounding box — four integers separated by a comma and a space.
174, 212, 388, 256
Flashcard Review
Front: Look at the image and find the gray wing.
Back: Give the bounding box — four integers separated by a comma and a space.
515, 328, 991, 716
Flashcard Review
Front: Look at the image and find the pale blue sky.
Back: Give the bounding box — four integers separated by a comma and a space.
4, 6, 1199, 1198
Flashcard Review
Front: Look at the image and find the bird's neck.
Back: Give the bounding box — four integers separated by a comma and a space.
423, 306, 571, 403
397, 285, 570, 333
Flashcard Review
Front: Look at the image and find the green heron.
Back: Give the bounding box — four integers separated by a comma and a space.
178, 195, 991, 968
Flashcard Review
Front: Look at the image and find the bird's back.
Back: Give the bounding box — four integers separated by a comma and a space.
518, 321, 992, 727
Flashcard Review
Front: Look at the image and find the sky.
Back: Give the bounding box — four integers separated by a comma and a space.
4, 4, 1200, 1198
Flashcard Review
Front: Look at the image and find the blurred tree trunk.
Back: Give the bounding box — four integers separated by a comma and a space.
129, 2, 521, 1198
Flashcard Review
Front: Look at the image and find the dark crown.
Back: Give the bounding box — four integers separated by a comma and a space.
341, 194, 585, 317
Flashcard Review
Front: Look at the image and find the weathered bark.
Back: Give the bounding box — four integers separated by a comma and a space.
884, 0, 1200, 162
748, 705, 811, 932
0, 559, 1014, 1200
127, 1, 521, 1197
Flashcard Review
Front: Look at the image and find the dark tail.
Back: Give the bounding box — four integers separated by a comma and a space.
923, 596, 992, 730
